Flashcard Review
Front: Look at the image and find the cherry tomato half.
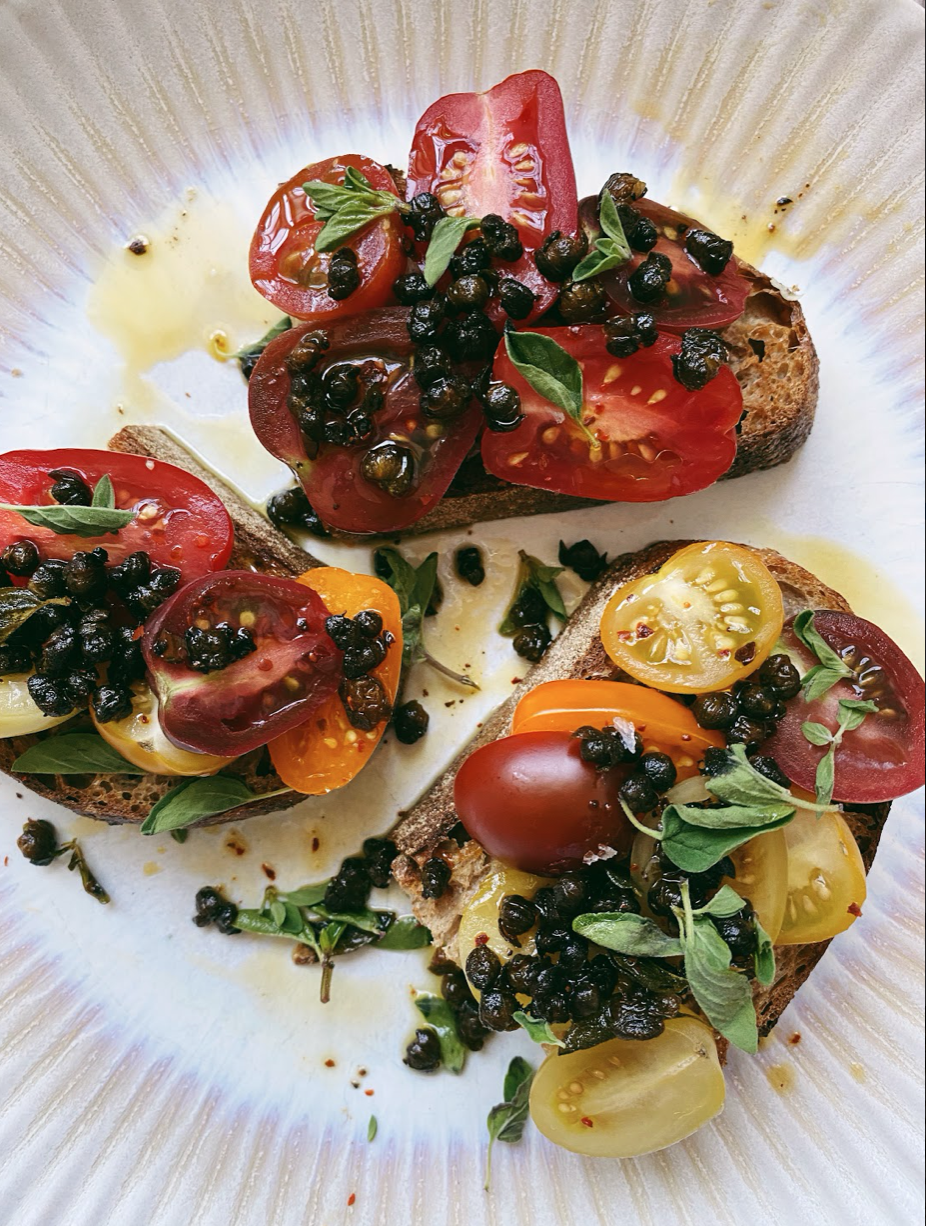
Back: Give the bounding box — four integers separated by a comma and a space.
248, 310, 483, 534
406, 70, 579, 319
454, 730, 633, 875
766, 611, 925, 803
595, 198, 750, 333
776, 806, 867, 944
249, 154, 406, 322
92, 682, 234, 777
0, 449, 233, 580
483, 328, 742, 502
270, 567, 402, 794
600, 542, 784, 693
510, 679, 723, 779
142, 572, 342, 757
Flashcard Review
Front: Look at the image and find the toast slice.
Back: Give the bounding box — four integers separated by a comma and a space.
0, 427, 324, 826
370, 263, 818, 537
390, 540, 890, 1044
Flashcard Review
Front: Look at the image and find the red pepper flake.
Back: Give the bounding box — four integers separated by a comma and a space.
261, 863, 276, 881
324, 1058, 336, 1068
617, 631, 632, 641
847, 901, 863, 917
364, 1088, 374, 1097
788, 1032, 802, 1045
3, 856, 8, 867
580, 1116, 594, 1128
311, 837, 320, 852
347, 1193, 356, 1207
636, 624, 653, 639
475, 932, 489, 946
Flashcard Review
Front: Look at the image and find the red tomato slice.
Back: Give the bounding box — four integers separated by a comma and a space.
142, 572, 342, 756
406, 70, 578, 319
766, 611, 925, 803
483, 326, 742, 501
248, 309, 482, 534
598, 198, 750, 333
454, 730, 634, 875
0, 449, 233, 579
249, 154, 406, 322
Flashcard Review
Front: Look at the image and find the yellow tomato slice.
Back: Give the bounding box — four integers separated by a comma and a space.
600, 541, 784, 693
269, 567, 402, 795
777, 807, 867, 944
0, 674, 76, 737
530, 1017, 725, 1157
511, 678, 723, 779
92, 683, 234, 776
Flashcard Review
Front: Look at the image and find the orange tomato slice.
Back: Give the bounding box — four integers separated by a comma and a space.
269, 567, 402, 794
510, 679, 723, 780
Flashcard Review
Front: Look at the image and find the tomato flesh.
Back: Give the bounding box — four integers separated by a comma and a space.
597, 198, 750, 333
250, 154, 406, 322
453, 730, 633, 875
483, 328, 741, 502
776, 807, 867, 944
92, 683, 233, 777
767, 611, 925, 802
248, 310, 482, 533
143, 572, 342, 757
510, 679, 723, 779
600, 542, 784, 692
269, 568, 402, 794
406, 71, 578, 319
0, 449, 233, 580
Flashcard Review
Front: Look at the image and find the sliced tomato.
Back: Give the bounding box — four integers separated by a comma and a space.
483, 328, 741, 502
510, 679, 723, 779
0, 449, 233, 579
248, 310, 482, 533
454, 730, 634, 875
270, 568, 402, 794
766, 611, 925, 803
406, 70, 578, 319
776, 806, 867, 944
249, 154, 406, 322
600, 542, 784, 693
597, 198, 750, 332
142, 572, 342, 757
92, 682, 234, 776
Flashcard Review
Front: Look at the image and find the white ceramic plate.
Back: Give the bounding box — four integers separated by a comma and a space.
1, 2, 923, 1223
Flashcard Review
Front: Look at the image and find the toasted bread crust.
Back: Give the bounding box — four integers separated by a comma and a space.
390, 540, 890, 1043
0, 428, 324, 827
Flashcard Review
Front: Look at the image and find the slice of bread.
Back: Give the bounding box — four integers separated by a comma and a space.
359, 263, 818, 537
0, 428, 324, 826
389, 540, 889, 1045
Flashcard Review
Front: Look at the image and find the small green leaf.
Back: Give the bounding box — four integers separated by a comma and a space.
90, 474, 116, 508
754, 917, 776, 986
793, 611, 853, 700
572, 911, 683, 958
814, 745, 836, 809
170, 828, 188, 844
503, 1055, 534, 1103
485, 1057, 535, 1190
315, 199, 397, 252
0, 478, 134, 536
513, 1011, 565, 1047
499, 550, 567, 635
140, 776, 276, 835
681, 913, 758, 1053
12, 733, 147, 775
414, 993, 466, 1074
377, 915, 432, 950
661, 806, 794, 873
233, 316, 292, 370
667, 799, 795, 830
504, 330, 586, 432
423, 215, 481, 286
837, 697, 878, 732
367, 1114, 378, 1142
598, 189, 630, 247
312, 903, 385, 934
801, 720, 833, 747
801, 664, 849, 703
278, 882, 330, 907
693, 884, 748, 919
702, 744, 795, 808
269, 899, 287, 928
0, 590, 71, 645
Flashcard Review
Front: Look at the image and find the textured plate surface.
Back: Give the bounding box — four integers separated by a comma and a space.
0, 2, 924, 1224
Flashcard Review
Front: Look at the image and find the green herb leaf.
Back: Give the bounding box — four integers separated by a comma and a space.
170, 828, 188, 844
572, 911, 683, 958
570, 236, 631, 283
64, 841, 110, 904
661, 806, 794, 873
314, 198, 397, 252
667, 799, 796, 830
0, 476, 134, 536
801, 664, 850, 703
801, 720, 833, 747
414, 993, 466, 1074
513, 1010, 566, 1047
312, 903, 386, 934
702, 744, 796, 808
140, 777, 288, 835
810, 698, 878, 807
0, 590, 71, 645
681, 912, 757, 1053
838, 697, 879, 731
598, 190, 630, 246
485, 1056, 535, 1190
499, 550, 567, 635
814, 746, 836, 808
504, 330, 586, 431
423, 215, 481, 286
269, 899, 287, 928
233, 316, 292, 369
367, 1114, 378, 1142
377, 915, 432, 950
754, 916, 776, 986
792, 610, 854, 700
693, 884, 750, 918
12, 733, 147, 775
278, 882, 330, 907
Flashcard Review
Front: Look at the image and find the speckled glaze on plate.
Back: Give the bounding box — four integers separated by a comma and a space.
0, 2, 923, 1224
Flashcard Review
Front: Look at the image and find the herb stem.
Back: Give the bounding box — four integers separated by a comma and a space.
620, 798, 663, 840
421, 649, 479, 690
319, 957, 334, 1004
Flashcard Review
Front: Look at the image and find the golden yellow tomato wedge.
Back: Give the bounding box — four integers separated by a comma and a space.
269, 567, 402, 795
92, 683, 234, 776
0, 674, 76, 737
600, 541, 783, 693
457, 861, 554, 975
530, 1016, 725, 1157
511, 678, 723, 780
777, 807, 867, 944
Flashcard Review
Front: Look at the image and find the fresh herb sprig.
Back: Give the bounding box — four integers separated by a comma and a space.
503, 329, 596, 445
499, 550, 568, 635
802, 697, 878, 806
423, 215, 482, 285
302, 166, 402, 251
140, 778, 294, 835
0, 474, 134, 536
414, 993, 467, 1073
0, 590, 71, 645
13, 733, 146, 775
792, 610, 855, 701
485, 1056, 535, 1191
374, 546, 477, 689
571, 191, 631, 282
513, 1011, 565, 1047
16, 819, 109, 904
